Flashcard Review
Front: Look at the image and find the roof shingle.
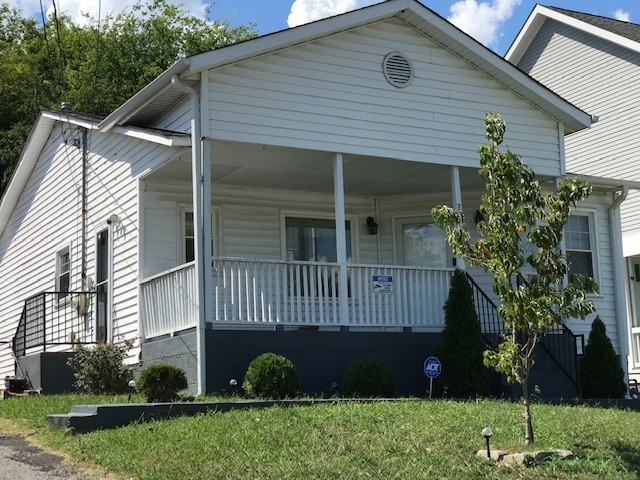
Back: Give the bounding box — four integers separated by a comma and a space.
546, 6, 640, 43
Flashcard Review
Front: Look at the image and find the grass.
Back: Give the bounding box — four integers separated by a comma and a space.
0, 396, 639, 479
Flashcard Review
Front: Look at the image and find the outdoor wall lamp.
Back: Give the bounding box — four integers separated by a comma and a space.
482, 427, 493, 458
367, 216, 379, 235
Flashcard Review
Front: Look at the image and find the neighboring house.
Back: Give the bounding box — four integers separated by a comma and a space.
506, 5, 640, 383
0, 0, 631, 396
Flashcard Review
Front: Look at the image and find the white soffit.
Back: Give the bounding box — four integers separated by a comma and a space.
506, 5, 640, 65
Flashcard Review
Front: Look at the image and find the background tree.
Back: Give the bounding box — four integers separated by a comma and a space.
0, 0, 256, 193
580, 317, 626, 398
435, 268, 489, 397
432, 113, 596, 444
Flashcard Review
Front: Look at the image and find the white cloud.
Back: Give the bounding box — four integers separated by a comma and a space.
448, 0, 522, 47
287, 0, 381, 28
614, 9, 631, 22
7, 0, 208, 26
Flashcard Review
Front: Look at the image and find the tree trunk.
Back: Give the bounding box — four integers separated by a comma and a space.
521, 377, 534, 445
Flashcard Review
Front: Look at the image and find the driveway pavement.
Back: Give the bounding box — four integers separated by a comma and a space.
0, 433, 101, 479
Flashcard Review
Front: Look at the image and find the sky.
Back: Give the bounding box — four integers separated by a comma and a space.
7, 0, 640, 55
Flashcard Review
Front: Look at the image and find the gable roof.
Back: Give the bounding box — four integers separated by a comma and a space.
99, 0, 591, 135
506, 4, 640, 64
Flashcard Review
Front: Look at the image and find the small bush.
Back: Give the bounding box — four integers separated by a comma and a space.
137, 364, 188, 402
342, 359, 396, 397
67, 340, 134, 394
580, 317, 626, 398
435, 269, 489, 397
242, 353, 299, 399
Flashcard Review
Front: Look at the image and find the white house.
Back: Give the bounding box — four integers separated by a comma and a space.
0, 0, 631, 396
506, 5, 640, 383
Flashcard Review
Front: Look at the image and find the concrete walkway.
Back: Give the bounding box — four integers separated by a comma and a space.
0, 433, 99, 479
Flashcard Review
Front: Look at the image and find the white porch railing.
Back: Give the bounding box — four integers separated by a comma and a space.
632, 326, 640, 370
140, 262, 197, 339
211, 258, 453, 327
140, 258, 454, 338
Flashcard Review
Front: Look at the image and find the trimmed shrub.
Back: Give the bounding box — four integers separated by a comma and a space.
137, 364, 188, 402
342, 359, 396, 397
242, 353, 299, 399
67, 340, 134, 394
435, 269, 489, 397
580, 317, 626, 398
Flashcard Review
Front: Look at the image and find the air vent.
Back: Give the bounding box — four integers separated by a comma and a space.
383, 52, 413, 88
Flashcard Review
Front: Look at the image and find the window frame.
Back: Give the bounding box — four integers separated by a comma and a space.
179, 204, 219, 264
564, 210, 600, 289
55, 244, 72, 300
280, 210, 359, 263
392, 214, 452, 268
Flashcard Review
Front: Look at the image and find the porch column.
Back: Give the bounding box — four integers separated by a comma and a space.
171, 75, 206, 395
334, 153, 349, 325
450, 166, 465, 270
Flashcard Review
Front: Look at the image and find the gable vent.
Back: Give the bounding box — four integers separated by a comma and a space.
383, 52, 413, 88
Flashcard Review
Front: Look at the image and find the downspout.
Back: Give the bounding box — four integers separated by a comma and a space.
81, 128, 88, 289
171, 75, 206, 396
609, 185, 630, 395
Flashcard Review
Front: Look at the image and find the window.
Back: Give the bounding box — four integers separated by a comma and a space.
565, 214, 595, 280
285, 217, 352, 262
56, 247, 70, 300
396, 217, 449, 268
182, 209, 216, 263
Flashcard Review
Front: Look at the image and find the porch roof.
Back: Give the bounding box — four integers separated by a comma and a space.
98, 0, 591, 134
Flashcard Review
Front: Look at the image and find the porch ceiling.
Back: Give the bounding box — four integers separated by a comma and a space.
149, 140, 488, 196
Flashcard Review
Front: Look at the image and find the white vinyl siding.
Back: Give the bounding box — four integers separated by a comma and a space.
517, 18, 640, 254
150, 97, 192, 134
0, 124, 177, 378
208, 18, 563, 176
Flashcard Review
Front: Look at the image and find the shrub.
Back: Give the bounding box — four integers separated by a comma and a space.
137, 364, 188, 402
580, 317, 626, 398
67, 339, 134, 394
435, 269, 489, 397
342, 359, 396, 397
242, 353, 299, 399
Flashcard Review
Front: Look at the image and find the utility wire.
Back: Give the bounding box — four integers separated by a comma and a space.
38, 0, 51, 58
51, 0, 68, 99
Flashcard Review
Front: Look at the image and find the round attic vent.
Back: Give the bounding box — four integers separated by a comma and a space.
383, 52, 413, 88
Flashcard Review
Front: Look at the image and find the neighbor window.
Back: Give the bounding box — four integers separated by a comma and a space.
565, 214, 595, 280
285, 217, 352, 262
56, 247, 70, 300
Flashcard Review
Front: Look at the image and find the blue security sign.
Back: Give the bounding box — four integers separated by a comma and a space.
424, 356, 442, 379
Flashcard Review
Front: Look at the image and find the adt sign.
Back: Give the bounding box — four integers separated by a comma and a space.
423, 356, 442, 379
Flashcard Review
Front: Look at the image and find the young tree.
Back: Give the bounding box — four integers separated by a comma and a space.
432, 113, 597, 444
435, 268, 489, 397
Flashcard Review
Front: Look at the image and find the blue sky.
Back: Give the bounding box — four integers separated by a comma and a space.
9, 0, 640, 55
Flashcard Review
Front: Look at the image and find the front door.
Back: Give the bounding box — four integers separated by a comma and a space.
96, 229, 109, 343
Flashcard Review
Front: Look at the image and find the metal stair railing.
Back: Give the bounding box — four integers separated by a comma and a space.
466, 272, 583, 394
11, 291, 97, 360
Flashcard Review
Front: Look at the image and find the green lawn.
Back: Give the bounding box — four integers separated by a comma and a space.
0, 396, 639, 479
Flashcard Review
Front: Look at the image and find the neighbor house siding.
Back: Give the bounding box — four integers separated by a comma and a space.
207, 18, 563, 176
517, 18, 640, 256
0, 124, 178, 379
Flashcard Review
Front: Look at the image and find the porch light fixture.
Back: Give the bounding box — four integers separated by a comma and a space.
367, 217, 379, 235
474, 210, 485, 226
482, 427, 493, 458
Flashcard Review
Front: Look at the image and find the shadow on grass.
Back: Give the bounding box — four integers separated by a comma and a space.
612, 441, 640, 476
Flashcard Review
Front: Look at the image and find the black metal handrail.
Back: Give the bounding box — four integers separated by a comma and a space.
465, 273, 508, 348
12, 291, 97, 358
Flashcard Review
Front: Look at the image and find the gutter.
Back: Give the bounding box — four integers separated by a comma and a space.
608, 185, 631, 396
170, 75, 207, 396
